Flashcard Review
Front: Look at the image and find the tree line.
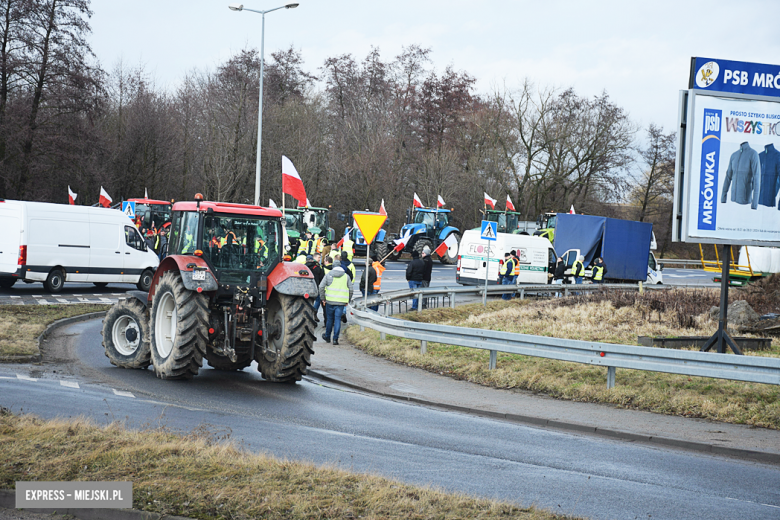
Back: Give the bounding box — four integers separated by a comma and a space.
0, 0, 683, 255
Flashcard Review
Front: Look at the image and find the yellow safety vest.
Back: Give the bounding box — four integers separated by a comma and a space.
342, 238, 354, 261
572, 260, 583, 277
182, 233, 195, 254
294, 255, 307, 264
325, 272, 350, 304
593, 265, 604, 281
345, 262, 356, 281
373, 262, 385, 291
499, 260, 509, 275
301, 239, 316, 255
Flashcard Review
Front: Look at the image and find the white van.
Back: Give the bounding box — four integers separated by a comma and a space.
456, 229, 556, 285
0, 200, 159, 292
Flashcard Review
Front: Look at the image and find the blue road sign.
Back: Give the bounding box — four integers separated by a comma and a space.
122, 201, 136, 219
480, 220, 497, 241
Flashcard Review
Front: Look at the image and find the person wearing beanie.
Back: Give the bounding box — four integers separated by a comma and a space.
421, 245, 433, 309
406, 250, 425, 310
340, 250, 355, 282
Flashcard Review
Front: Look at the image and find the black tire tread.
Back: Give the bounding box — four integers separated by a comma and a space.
102, 298, 152, 369
257, 294, 316, 383
150, 271, 209, 380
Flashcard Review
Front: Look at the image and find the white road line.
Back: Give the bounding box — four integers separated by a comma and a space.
32, 294, 41, 298
60, 381, 80, 389
56, 298, 69, 304
36, 299, 50, 305
99, 298, 114, 303
10, 295, 20, 298
16, 374, 38, 382
112, 389, 135, 398
73, 294, 83, 296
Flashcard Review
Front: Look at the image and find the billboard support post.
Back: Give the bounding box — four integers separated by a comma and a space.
700, 244, 743, 355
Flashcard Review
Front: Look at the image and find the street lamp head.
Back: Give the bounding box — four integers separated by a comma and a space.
228, 3, 244, 11
285, 3, 299, 8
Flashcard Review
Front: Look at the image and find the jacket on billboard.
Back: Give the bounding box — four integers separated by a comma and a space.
721, 142, 760, 209
758, 144, 780, 208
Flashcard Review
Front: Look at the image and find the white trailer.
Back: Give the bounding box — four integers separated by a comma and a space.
0, 200, 159, 292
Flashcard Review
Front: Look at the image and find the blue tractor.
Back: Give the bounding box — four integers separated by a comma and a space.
342, 211, 388, 258
382, 207, 460, 264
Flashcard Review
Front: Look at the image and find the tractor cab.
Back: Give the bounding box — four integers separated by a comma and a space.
534, 212, 558, 242
127, 198, 172, 232
485, 209, 521, 234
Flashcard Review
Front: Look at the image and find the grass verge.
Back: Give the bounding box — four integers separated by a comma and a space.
345, 295, 780, 429
0, 412, 573, 520
0, 304, 109, 358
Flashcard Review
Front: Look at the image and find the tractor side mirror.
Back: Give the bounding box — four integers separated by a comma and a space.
405, 208, 411, 224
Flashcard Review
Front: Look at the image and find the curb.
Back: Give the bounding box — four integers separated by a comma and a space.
307, 369, 780, 465
0, 489, 193, 520
0, 310, 108, 365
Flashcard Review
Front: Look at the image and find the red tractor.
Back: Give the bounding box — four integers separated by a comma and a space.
101, 195, 318, 382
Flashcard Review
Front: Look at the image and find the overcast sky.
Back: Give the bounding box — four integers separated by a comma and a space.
90, 0, 780, 136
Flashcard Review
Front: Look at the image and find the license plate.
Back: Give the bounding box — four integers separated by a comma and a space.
192, 270, 206, 281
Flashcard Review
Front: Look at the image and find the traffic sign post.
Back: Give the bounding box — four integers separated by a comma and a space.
480, 221, 497, 306
352, 212, 388, 310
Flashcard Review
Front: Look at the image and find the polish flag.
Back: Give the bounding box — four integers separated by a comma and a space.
569, 205, 576, 214
335, 236, 345, 249
298, 198, 311, 208
434, 233, 459, 259
268, 199, 278, 208
282, 155, 308, 206
99, 187, 112, 208
68, 186, 77, 205
484, 192, 496, 209
413, 192, 423, 208
379, 199, 387, 216
437, 195, 445, 208
392, 234, 412, 252
506, 195, 515, 212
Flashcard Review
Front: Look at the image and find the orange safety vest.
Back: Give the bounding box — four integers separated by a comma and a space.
513, 256, 520, 276
372, 261, 385, 291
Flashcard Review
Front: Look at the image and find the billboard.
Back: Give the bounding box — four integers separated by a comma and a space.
674, 58, 780, 246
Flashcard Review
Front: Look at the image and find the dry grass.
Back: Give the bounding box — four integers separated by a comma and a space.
0, 305, 109, 358
0, 412, 573, 520
346, 291, 780, 429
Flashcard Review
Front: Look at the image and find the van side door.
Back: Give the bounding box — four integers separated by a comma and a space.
88, 222, 123, 283
123, 226, 149, 282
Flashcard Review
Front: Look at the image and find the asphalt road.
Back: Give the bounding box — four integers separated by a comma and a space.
0, 319, 778, 520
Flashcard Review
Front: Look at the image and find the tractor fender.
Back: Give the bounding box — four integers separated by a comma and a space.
147, 255, 218, 302
438, 226, 459, 241
267, 261, 318, 300
123, 290, 151, 309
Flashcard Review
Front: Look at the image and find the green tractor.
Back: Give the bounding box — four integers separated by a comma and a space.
282, 206, 335, 256
533, 212, 558, 242
484, 209, 538, 235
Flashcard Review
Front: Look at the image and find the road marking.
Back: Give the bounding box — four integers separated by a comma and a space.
10, 295, 20, 298
16, 374, 38, 382
35, 299, 50, 305
99, 298, 113, 303
32, 294, 41, 298
112, 389, 135, 398
73, 294, 83, 296
56, 298, 69, 304
59, 380, 80, 389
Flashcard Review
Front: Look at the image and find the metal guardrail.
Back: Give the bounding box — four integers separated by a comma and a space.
658, 258, 703, 267
349, 284, 780, 388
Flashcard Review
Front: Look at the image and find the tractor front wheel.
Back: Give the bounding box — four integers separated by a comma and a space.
256, 293, 315, 383
102, 298, 151, 369
438, 232, 460, 264
150, 271, 209, 380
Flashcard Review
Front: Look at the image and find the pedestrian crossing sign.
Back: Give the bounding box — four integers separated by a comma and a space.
122, 201, 136, 219
480, 220, 497, 241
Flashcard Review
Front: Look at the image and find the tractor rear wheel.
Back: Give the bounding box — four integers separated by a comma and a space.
386, 234, 401, 261
414, 238, 433, 258
102, 298, 151, 369
150, 271, 209, 380
257, 293, 315, 383
375, 241, 390, 261
438, 232, 460, 264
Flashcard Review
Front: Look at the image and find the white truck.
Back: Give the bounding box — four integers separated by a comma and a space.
0, 200, 159, 292
456, 229, 557, 285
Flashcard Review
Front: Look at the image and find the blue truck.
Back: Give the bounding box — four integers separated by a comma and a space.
552, 213, 663, 283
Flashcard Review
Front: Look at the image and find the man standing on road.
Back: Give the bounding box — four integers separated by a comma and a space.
359, 254, 378, 304
421, 245, 433, 309
498, 252, 511, 286
319, 260, 353, 345
406, 250, 425, 310
306, 254, 325, 323
572, 255, 585, 285
340, 251, 356, 282
553, 256, 565, 297
502, 250, 517, 300
591, 257, 607, 284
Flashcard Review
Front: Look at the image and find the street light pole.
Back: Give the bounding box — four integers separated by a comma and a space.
228, 3, 299, 206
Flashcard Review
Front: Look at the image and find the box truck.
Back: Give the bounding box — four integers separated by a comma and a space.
0, 200, 159, 292
552, 213, 662, 284
456, 230, 557, 285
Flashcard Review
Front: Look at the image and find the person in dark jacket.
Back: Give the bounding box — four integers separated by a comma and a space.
359, 254, 378, 301
306, 254, 325, 322
591, 257, 607, 284
502, 250, 516, 300
340, 251, 356, 282
421, 245, 433, 308
552, 257, 566, 297
406, 250, 425, 310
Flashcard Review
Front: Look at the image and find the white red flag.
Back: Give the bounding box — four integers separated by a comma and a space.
99, 187, 112, 208
413, 192, 423, 208
392, 234, 412, 252
569, 205, 576, 214
484, 192, 496, 209
282, 155, 308, 206
379, 199, 387, 216
298, 198, 311, 208
506, 194, 515, 212
144, 187, 149, 199
437, 195, 445, 208
335, 236, 345, 249
268, 199, 278, 208
434, 233, 459, 259
68, 186, 77, 205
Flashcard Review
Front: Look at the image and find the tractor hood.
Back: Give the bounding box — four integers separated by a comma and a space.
400, 223, 426, 237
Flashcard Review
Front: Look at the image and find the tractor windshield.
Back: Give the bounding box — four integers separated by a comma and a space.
135, 203, 171, 232
303, 210, 328, 234
283, 211, 306, 235
546, 214, 557, 229
202, 215, 282, 278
